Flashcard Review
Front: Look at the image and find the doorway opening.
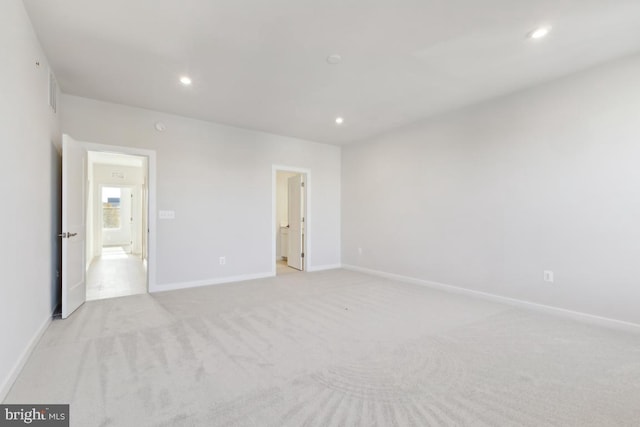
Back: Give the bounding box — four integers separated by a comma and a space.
274, 168, 308, 276
86, 151, 149, 300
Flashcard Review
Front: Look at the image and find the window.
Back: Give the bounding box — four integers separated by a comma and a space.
102, 187, 121, 229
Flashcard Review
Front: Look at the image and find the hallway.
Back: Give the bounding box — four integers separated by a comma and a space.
86, 246, 147, 300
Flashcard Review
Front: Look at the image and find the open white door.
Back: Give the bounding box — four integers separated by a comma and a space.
287, 174, 304, 270
61, 134, 87, 318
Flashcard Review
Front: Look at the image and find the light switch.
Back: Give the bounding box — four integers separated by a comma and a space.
159, 210, 175, 219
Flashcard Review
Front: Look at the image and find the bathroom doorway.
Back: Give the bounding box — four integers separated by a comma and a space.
274, 168, 308, 275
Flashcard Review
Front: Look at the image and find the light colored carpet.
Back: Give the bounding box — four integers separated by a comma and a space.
5, 269, 640, 426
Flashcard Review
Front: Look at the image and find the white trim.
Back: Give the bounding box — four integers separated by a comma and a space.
307, 264, 342, 272
342, 264, 640, 334
0, 312, 52, 402
153, 272, 275, 293
78, 139, 158, 293
272, 165, 312, 275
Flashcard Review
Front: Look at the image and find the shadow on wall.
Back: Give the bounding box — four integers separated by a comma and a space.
51, 141, 62, 313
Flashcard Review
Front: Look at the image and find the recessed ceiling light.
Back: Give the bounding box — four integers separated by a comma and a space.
326, 54, 342, 65
528, 26, 551, 40
335, 117, 344, 125
179, 76, 192, 86
155, 121, 166, 132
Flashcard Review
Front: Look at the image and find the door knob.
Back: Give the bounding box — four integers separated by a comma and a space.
58, 232, 78, 238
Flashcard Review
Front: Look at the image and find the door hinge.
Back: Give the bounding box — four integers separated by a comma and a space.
301, 182, 305, 188
301, 252, 305, 258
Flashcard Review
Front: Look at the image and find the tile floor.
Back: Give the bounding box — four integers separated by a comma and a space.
276, 259, 301, 275
86, 246, 147, 301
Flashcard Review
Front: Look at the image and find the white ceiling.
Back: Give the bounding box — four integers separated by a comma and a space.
24, 0, 640, 145
89, 151, 145, 168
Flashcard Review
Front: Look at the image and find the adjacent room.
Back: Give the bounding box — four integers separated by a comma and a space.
85, 151, 149, 301
275, 169, 307, 275
2, 0, 640, 426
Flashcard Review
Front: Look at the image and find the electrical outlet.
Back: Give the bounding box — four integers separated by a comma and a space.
219, 256, 226, 266
543, 270, 554, 283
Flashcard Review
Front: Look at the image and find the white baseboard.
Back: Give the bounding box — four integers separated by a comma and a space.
151, 271, 275, 293
307, 263, 342, 272
1, 312, 53, 403
153, 265, 344, 292
342, 264, 640, 334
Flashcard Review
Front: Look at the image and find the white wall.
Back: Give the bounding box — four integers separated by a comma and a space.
342, 53, 640, 325
0, 0, 61, 401
92, 163, 145, 185
61, 95, 341, 288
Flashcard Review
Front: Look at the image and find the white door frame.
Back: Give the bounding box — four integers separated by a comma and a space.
82, 141, 158, 292
272, 165, 310, 276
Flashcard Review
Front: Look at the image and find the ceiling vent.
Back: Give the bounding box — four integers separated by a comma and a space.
48, 69, 57, 113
